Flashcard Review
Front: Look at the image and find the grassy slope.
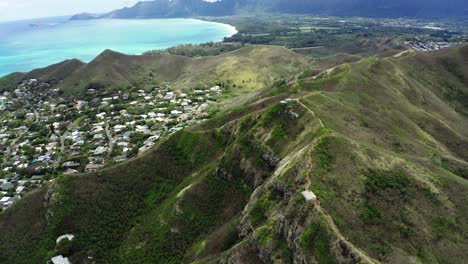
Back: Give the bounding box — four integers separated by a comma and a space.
53, 46, 312, 96
23, 59, 86, 82
1, 46, 312, 96
0, 72, 25, 93
292, 45, 468, 263
0, 45, 467, 263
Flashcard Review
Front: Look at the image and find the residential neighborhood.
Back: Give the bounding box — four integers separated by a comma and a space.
404, 39, 463, 51
0, 79, 225, 211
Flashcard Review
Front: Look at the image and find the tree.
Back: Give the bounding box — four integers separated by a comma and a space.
56, 238, 75, 256
21, 145, 35, 159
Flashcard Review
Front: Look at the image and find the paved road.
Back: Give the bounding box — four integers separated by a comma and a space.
105, 123, 113, 157
57, 130, 69, 164
2, 137, 19, 167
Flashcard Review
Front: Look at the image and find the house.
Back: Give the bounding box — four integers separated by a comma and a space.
169, 127, 183, 133
114, 155, 127, 163
113, 125, 127, 132
0, 197, 13, 208
93, 126, 104, 134
1, 182, 14, 191
210, 86, 222, 93
49, 134, 59, 142
85, 164, 103, 173
62, 161, 80, 168
31, 175, 44, 181
49, 255, 71, 264
17, 180, 27, 186
171, 110, 183, 116
178, 113, 190, 122
138, 144, 151, 153
63, 169, 79, 175
76, 101, 89, 110
301, 190, 318, 204
147, 135, 160, 142
0, 96, 6, 110
93, 147, 108, 155
15, 186, 26, 195
122, 131, 133, 140
25, 113, 35, 119
117, 142, 129, 148
93, 134, 104, 140
96, 113, 106, 119
163, 92, 175, 101
136, 125, 149, 134
73, 140, 84, 146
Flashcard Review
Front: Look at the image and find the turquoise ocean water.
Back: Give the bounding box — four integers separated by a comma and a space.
0, 17, 237, 77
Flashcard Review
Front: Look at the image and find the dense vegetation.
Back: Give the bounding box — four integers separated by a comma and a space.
1, 42, 468, 263
212, 15, 467, 56
145, 42, 245, 57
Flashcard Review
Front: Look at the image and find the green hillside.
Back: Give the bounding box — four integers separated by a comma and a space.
15, 46, 311, 96
0, 45, 467, 264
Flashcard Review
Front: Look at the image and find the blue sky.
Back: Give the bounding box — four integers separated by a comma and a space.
0, 0, 140, 21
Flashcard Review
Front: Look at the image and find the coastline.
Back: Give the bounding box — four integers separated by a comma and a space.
202, 20, 238, 38
0, 18, 238, 77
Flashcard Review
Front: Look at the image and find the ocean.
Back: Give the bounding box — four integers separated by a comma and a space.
0, 17, 237, 77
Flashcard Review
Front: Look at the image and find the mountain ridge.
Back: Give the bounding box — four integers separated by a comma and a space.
0, 44, 467, 263
78, 0, 468, 19
1, 46, 313, 96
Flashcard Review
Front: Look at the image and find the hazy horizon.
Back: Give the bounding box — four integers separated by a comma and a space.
0, 0, 140, 22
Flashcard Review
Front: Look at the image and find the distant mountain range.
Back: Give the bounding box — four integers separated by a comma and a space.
71, 0, 468, 20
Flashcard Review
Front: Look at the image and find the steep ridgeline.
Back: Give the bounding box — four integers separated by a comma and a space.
1, 45, 468, 264
85, 0, 468, 19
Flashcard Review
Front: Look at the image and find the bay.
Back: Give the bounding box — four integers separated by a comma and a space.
0, 17, 237, 77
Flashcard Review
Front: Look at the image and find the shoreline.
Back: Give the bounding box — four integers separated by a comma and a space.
0, 18, 239, 78
201, 19, 238, 38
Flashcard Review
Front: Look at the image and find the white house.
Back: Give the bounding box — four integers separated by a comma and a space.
93, 147, 108, 155
210, 86, 222, 93
50, 255, 71, 264
171, 110, 183, 115
301, 190, 318, 204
